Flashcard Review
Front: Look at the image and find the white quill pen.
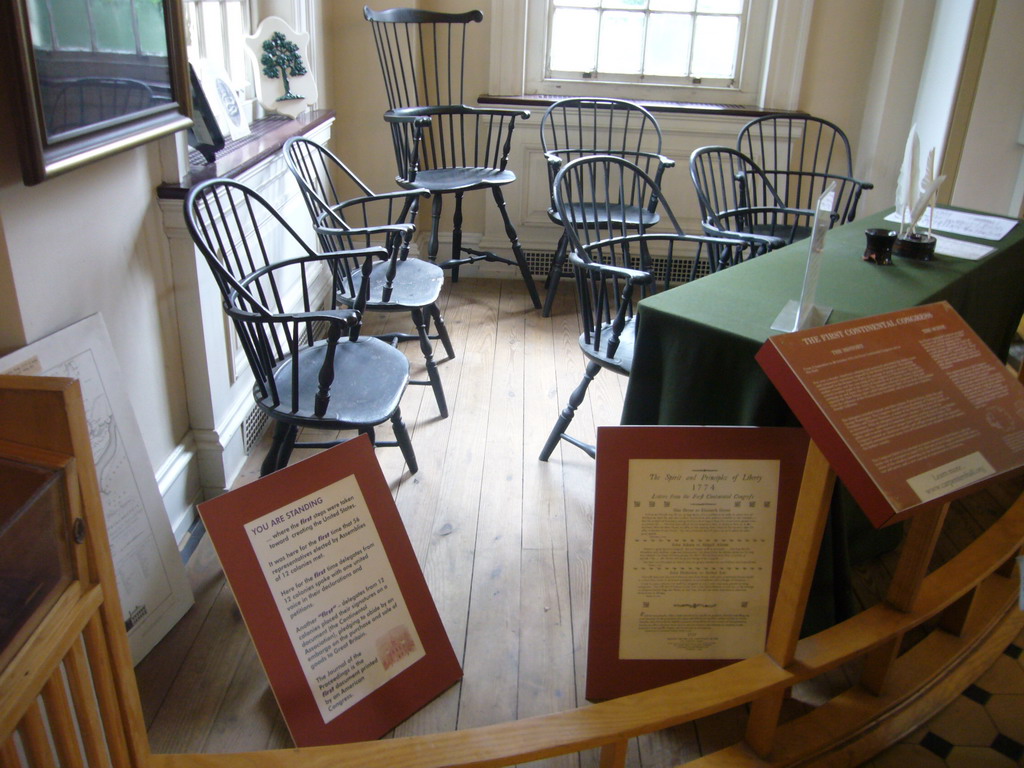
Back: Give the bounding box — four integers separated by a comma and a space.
896, 126, 920, 236
907, 174, 946, 234
920, 147, 935, 236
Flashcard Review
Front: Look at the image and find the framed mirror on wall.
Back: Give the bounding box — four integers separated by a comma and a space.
4, 0, 193, 186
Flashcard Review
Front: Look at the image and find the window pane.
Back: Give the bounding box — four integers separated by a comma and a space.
200, 2, 225, 69
51, 0, 92, 50
94, 0, 137, 53
596, 11, 644, 74
691, 14, 738, 78
644, 13, 691, 77
696, 0, 744, 12
650, 0, 695, 10
27, 0, 53, 50
138, 0, 169, 56
553, 0, 598, 8
224, 3, 247, 86
550, 8, 599, 71
601, 0, 647, 9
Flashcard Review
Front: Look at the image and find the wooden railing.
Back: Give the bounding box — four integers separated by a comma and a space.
4, 375, 1021, 768
154, 445, 1024, 768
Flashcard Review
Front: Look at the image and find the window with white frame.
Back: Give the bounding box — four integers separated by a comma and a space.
520, 0, 779, 106
183, 0, 253, 102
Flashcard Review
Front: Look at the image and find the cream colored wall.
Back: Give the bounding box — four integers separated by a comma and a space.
798, 0, 884, 166
0, 109, 190, 497
951, 0, 1024, 217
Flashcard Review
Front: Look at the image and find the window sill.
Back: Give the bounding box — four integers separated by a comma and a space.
478, 95, 799, 119
157, 109, 335, 199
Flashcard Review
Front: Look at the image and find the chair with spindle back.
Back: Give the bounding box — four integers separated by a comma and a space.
539, 155, 749, 461
690, 145, 823, 270
283, 136, 453, 418
363, 6, 540, 308
737, 113, 873, 227
184, 178, 418, 476
538, 98, 675, 316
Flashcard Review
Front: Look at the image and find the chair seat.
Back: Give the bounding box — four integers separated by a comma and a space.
260, 337, 410, 427
579, 318, 636, 377
409, 167, 516, 193
549, 204, 660, 229
342, 257, 445, 309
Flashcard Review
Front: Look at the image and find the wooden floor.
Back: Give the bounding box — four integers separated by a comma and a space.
135, 277, 1022, 765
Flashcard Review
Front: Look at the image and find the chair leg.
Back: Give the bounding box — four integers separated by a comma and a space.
391, 408, 418, 474
491, 186, 541, 308
412, 307, 448, 418
430, 303, 455, 359
451, 191, 463, 283
261, 421, 298, 476
428, 194, 443, 263
541, 232, 568, 317
539, 361, 601, 462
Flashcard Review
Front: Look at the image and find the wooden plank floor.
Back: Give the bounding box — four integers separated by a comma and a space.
135, 277, 1022, 765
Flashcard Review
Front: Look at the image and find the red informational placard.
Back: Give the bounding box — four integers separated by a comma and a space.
756, 301, 1024, 527
198, 436, 461, 746
586, 425, 809, 701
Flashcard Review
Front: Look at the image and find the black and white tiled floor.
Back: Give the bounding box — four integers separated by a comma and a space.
867, 628, 1024, 767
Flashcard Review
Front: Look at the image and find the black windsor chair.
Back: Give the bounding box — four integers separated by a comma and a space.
539, 155, 750, 462
283, 136, 454, 419
184, 178, 418, 476
363, 6, 541, 308
737, 114, 873, 227
689, 145, 824, 270
538, 97, 675, 317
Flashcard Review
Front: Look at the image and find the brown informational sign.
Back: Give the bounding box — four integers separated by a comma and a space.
586, 425, 810, 701
756, 301, 1024, 528
199, 436, 461, 746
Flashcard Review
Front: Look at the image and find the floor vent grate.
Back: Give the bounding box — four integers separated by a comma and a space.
241, 405, 269, 455
523, 250, 710, 284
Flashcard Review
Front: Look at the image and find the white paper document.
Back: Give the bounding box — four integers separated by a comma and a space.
619, 458, 779, 660
884, 207, 1017, 241
246, 475, 424, 723
933, 235, 995, 260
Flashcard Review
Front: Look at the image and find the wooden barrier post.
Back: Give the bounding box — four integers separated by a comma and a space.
745, 440, 835, 757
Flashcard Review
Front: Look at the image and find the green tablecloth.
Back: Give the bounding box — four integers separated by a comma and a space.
620, 207, 1024, 632
623, 208, 1024, 428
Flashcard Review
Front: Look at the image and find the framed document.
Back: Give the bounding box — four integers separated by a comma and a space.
199, 436, 461, 746
4, 0, 192, 185
586, 425, 810, 700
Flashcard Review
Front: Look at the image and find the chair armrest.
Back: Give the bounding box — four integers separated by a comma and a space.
314, 207, 417, 238
545, 150, 674, 169
568, 251, 654, 285
382, 110, 434, 127
700, 222, 787, 252
224, 303, 362, 328
340, 189, 430, 206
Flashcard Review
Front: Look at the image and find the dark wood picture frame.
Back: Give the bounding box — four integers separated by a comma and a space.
4, 0, 192, 185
